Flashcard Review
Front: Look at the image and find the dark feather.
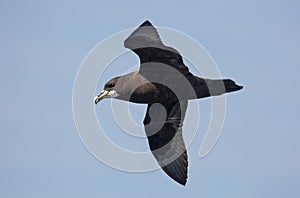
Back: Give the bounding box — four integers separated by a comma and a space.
144, 101, 188, 185
124, 20, 190, 77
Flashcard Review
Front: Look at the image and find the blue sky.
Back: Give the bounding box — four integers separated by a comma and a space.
1, 0, 300, 197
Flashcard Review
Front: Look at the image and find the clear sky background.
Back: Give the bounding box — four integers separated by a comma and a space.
1, 0, 300, 197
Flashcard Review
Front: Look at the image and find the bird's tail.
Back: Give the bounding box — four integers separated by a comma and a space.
195, 78, 243, 98
222, 79, 243, 93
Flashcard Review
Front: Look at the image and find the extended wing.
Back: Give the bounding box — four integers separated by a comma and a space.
124, 20, 190, 76
143, 101, 188, 185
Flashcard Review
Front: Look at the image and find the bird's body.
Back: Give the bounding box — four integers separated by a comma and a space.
94, 20, 243, 186
106, 71, 240, 104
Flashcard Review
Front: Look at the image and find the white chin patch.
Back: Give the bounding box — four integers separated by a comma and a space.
108, 90, 119, 98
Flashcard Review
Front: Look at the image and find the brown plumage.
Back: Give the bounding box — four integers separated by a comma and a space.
94, 20, 243, 186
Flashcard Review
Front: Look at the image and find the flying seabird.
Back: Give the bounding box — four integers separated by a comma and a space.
94, 20, 243, 186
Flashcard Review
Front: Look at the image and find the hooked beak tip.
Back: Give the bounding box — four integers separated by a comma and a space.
94, 90, 109, 105
94, 95, 100, 105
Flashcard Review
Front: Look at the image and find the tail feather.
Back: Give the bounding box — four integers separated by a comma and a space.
222, 79, 243, 93
195, 78, 243, 98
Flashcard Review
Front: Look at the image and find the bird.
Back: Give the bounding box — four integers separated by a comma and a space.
94, 20, 243, 186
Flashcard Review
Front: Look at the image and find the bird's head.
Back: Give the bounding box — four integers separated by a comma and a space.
94, 77, 120, 104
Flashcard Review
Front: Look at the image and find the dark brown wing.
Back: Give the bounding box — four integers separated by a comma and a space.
124, 20, 191, 76
124, 21, 244, 101
143, 101, 188, 185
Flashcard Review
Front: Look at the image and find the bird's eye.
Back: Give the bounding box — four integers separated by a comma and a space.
107, 83, 114, 88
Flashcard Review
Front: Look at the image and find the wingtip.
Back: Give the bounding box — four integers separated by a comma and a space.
176, 177, 187, 186
160, 151, 188, 186
140, 20, 153, 27
169, 172, 187, 186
